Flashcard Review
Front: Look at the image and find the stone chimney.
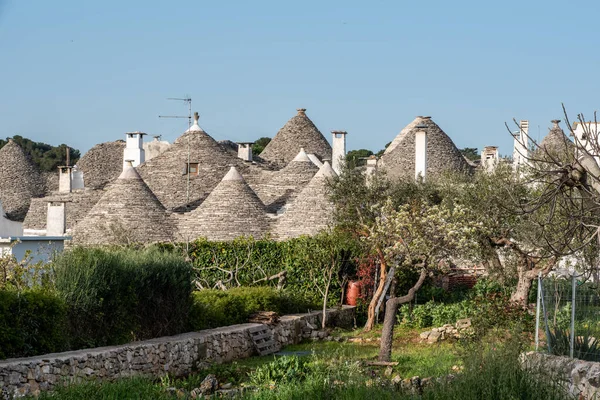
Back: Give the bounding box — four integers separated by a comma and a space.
123, 131, 146, 169
481, 146, 499, 172
46, 201, 66, 236
331, 130, 347, 175
72, 166, 84, 190
58, 166, 72, 193
237, 142, 253, 162
414, 125, 428, 181
513, 120, 529, 170
365, 155, 378, 185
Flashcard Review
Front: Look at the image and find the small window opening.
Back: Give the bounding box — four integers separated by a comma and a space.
187, 163, 199, 175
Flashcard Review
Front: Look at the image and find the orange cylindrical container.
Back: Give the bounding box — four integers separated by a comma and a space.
345, 281, 361, 306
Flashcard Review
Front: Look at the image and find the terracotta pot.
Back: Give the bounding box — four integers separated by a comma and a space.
345, 281, 361, 306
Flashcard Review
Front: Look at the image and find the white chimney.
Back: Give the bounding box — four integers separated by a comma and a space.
72, 166, 84, 190
481, 146, 499, 172
46, 201, 66, 236
365, 155, 378, 185
237, 142, 253, 162
331, 130, 347, 175
58, 166, 72, 193
513, 120, 529, 171
414, 127, 428, 181
123, 131, 146, 169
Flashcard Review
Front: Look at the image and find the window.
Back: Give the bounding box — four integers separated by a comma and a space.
187, 163, 199, 175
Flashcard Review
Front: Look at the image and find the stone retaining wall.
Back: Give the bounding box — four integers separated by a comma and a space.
523, 352, 600, 399
0, 307, 354, 398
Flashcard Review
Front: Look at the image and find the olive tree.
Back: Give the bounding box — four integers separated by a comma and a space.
367, 200, 480, 361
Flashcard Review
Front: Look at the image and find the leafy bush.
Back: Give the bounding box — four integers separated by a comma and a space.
0, 289, 68, 359
53, 246, 193, 348
249, 356, 312, 386
190, 287, 317, 330
399, 290, 531, 333
161, 234, 360, 307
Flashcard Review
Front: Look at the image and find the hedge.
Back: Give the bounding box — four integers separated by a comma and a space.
53, 246, 193, 349
161, 234, 360, 306
0, 289, 68, 359
189, 287, 318, 330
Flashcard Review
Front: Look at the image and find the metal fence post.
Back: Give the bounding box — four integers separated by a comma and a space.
540, 277, 552, 354
535, 272, 542, 351
570, 272, 577, 358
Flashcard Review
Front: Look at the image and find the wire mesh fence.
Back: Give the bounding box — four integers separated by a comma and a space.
537, 274, 600, 361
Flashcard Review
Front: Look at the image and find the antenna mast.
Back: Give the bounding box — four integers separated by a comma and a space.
159, 97, 193, 205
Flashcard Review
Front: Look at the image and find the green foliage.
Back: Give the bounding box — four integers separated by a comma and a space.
459, 147, 479, 162
0, 249, 54, 292
179, 234, 360, 306
547, 326, 600, 362
345, 149, 374, 168
53, 246, 193, 348
249, 355, 313, 386
190, 287, 317, 329
398, 301, 472, 328
0, 289, 68, 359
35, 377, 171, 400
399, 288, 532, 333
252, 137, 271, 155
1, 135, 80, 172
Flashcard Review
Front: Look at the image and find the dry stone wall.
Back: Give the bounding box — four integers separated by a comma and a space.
522, 352, 600, 399
0, 307, 354, 398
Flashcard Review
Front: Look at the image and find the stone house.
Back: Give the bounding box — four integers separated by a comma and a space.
70, 162, 175, 245
378, 116, 472, 180
177, 166, 270, 241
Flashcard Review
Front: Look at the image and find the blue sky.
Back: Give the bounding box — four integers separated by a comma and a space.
0, 0, 598, 156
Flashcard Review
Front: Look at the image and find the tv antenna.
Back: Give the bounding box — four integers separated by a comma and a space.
159, 96, 194, 206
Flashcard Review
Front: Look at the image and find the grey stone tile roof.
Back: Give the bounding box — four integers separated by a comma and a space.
76, 140, 126, 189
379, 116, 472, 180
23, 189, 104, 231
137, 124, 265, 212
0, 140, 45, 221
71, 164, 174, 245
178, 166, 270, 241
272, 162, 336, 240
259, 109, 332, 167
254, 148, 319, 212
539, 120, 574, 155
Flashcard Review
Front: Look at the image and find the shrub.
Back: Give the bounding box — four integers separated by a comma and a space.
165, 235, 360, 307
53, 246, 193, 348
189, 287, 317, 330
0, 289, 68, 359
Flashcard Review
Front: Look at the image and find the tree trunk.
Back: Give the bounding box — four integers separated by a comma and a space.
322, 280, 329, 330
379, 268, 428, 362
510, 258, 533, 305
510, 255, 557, 306
321, 263, 335, 330
364, 258, 387, 331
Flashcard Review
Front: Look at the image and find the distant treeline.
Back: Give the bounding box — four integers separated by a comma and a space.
0, 135, 80, 172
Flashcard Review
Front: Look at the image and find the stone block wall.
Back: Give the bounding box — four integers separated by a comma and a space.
0, 307, 354, 398
523, 352, 600, 399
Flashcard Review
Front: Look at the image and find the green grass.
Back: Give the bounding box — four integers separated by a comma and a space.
36, 377, 171, 400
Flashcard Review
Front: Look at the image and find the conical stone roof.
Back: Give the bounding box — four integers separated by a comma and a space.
178, 166, 269, 241
255, 148, 319, 212
259, 109, 332, 167
137, 112, 260, 211
272, 162, 336, 240
539, 120, 574, 156
0, 139, 45, 221
379, 116, 472, 180
76, 140, 126, 189
71, 163, 174, 245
